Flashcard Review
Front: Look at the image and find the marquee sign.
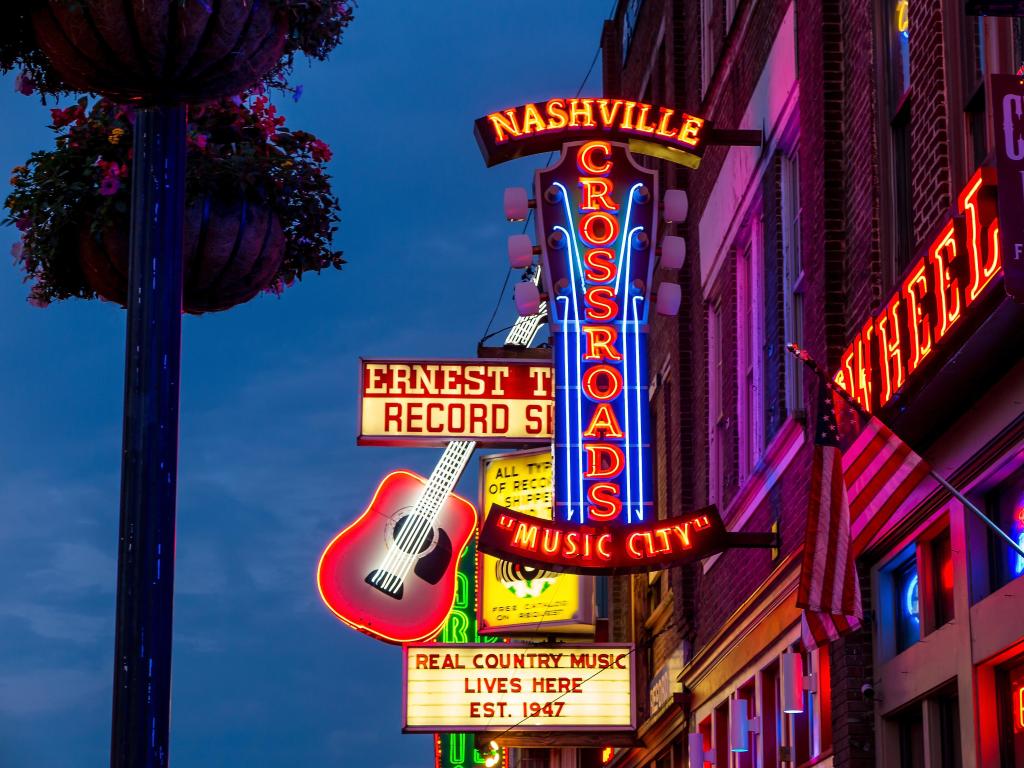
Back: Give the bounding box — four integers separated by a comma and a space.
992, 74, 1024, 303
835, 167, 1005, 412
478, 449, 594, 634
358, 359, 554, 446
404, 643, 635, 732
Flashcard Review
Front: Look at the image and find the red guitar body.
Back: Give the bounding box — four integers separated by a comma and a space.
317, 470, 478, 644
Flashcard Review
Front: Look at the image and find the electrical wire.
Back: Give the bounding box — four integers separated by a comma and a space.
479, 0, 617, 344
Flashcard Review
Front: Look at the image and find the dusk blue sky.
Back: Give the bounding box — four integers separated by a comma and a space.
0, 3, 606, 766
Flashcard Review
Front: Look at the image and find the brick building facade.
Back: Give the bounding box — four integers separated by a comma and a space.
595, 1, 1024, 767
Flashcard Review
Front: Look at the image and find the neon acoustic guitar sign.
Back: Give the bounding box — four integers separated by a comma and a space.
475, 100, 772, 573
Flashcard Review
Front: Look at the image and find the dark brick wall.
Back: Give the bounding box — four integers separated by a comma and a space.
600, 0, 971, 760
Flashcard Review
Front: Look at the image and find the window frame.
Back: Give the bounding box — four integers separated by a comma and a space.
780, 149, 805, 416
708, 300, 725, 506
737, 229, 765, 484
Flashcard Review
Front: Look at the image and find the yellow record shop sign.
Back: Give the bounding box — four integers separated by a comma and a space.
478, 449, 594, 634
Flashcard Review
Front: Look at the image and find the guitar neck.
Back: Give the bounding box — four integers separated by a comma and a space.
417, 268, 548, 521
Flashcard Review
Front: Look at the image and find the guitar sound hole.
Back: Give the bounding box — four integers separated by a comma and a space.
392, 514, 435, 555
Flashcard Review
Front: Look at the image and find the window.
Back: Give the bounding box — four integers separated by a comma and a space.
937, 687, 962, 768
708, 302, 725, 505
518, 749, 549, 768
701, 0, 726, 97
714, 700, 730, 766
963, 15, 991, 172
761, 663, 781, 768
896, 703, 926, 768
929, 529, 955, 631
621, 0, 645, 62
893, 549, 922, 654
737, 238, 764, 483
780, 151, 804, 415
999, 659, 1024, 767
985, 466, 1024, 593
882, 0, 913, 282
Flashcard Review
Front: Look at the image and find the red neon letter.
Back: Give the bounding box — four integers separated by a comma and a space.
874, 293, 905, 407
585, 286, 619, 321
587, 483, 622, 521
583, 402, 625, 438
577, 140, 613, 175
584, 444, 625, 479
584, 248, 617, 283
580, 211, 620, 247
960, 167, 1001, 305
929, 220, 962, 342
580, 177, 619, 212
582, 365, 623, 401
902, 258, 933, 375
582, 326, 623, 361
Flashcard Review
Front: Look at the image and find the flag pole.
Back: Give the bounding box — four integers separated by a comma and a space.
785, 343, 1024, 561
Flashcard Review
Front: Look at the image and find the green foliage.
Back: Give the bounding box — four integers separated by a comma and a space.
5, 94, 343, 305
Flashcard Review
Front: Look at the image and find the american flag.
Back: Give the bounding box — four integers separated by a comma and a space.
798, 380, 864, 649
798, 377, 931, 649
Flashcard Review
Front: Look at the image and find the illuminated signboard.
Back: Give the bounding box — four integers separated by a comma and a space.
474, 107, 774, 572
834, 168, 1004, 412
358, 359, 553, 446
992, 74, 1024, 303
475, 98, 707, 168
478, 449, 594, 634
479, 503, 754, 574
404, 643, 635, 733
435, 544, 505, 768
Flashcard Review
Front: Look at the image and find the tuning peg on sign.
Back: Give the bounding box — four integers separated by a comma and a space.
514, 282, 541, 317
655, 282, 681, 316
660, 235, 686, 270
663, 189, 689, 223
507, 235, 537, 269
504, 187, 532, 222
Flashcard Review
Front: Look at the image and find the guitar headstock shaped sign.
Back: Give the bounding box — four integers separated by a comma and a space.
475, 100, 774, 573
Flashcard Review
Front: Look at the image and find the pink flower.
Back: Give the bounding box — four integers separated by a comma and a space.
27, 285, 50, 308
193, 133, 208, 150
15, 215, 31, 232
14, 71, 35, 96
310, 139, 333, 162
99, 175, 120, 196
10, 240, 24, 262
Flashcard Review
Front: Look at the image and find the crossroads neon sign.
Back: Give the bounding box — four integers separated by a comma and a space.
539, 140, 656, 526
475, 99, 774, 572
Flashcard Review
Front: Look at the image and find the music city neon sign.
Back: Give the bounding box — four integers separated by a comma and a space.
475, 100, 773, 573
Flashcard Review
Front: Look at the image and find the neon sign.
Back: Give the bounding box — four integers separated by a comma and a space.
472, 98, 757, 169
474, 111, 775, 572
835, 167, 1003, 411
358, 359, 554, 446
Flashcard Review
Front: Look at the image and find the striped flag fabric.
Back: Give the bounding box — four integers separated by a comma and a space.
798, 380, 864, 649
842, 404, 931, 555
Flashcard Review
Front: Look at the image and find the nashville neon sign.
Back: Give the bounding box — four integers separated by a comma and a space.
835, 167, 1003, 412
472, 97, 749, 169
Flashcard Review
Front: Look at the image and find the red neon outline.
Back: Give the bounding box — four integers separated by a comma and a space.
579, 211, 620, 247
577, 140, 613, 175
581, 364, 624, 401
929, 220, 962, 342
583, 402, 625, 439
315, 469, 478, 645
584, 286, 619, 321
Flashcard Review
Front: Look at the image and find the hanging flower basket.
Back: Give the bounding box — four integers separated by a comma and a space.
78, 197, 286, 313
21, 0, 354, 102
6, 94, 343, 313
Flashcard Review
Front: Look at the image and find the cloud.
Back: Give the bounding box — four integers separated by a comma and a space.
0, 664, 107, 716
